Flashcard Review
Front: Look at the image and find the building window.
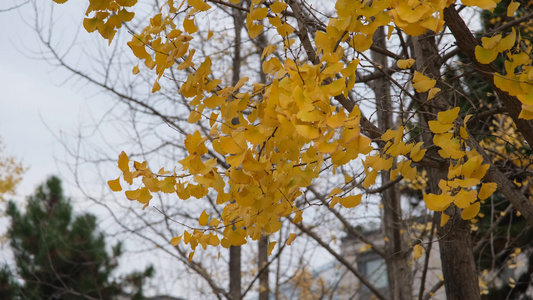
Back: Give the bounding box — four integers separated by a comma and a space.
359, 251, 389, 298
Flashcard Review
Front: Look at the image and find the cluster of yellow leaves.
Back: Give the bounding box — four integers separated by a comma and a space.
462, 0, 502, 11
0, 138, 25, 201
54, 0, 138, 43
473, 2, 533, 120
109, 33, 376, 252
410, 221, 433, 261
493, 46, 533, 119
482, 115, 529, 166
52, 0, 519, 253
424, 108, 497, 221
479, 115, 533, 200
391, 0, 451, 35
360, 125, 426, 190
401, 169, 428, 192
412, 71, 441, 99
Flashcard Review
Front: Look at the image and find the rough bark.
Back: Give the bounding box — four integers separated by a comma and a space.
229, 246, 242, 300
229, 4, 245, 299
371, 26, 413, 300
256, 16, 269, 300
411, 33, 481, 300
258, 235, 269, 300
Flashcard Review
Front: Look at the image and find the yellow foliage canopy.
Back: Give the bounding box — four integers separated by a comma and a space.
50, 0, 533, 254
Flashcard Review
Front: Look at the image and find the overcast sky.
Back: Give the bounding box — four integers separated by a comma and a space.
0, 0, 99, 199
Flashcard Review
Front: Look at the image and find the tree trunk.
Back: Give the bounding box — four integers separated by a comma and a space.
229, 4, 245, 299
229, 246, 242, 300
411, 33, 481, 300
371, 26, 413, 300
258, 234, 269, 300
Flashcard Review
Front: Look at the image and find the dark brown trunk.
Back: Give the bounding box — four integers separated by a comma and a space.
372, 26, 412, 300
411, 32, 481, 300
229, 4, 245, 299
229, 246, 241, 300
258, 234, 269, 300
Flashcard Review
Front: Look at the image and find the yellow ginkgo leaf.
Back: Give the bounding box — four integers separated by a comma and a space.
137, 187, 153, 204
108, 177, 122, 192
125, 188, 141, 200
199, 210, 209, 226
248, 24, 264, 39
271, 0, 288, 13
286, 233, 297, 245
170, 236, 182, 246
339, 194, 362, 208
229, 169, 253, 185
428, 87, 441, 100
397, 58, 415, 69
410, 142, 427, 162
381, 128, 397, 141
219, 136, 243, 154
261, 44, 277, 60
454, 189, 478, 208
428, 120, 454, 134
292, 211, 303, 223
481, 34, 502, 50
413, 244, 424, 261
234, 76, 249, 90
183, 18, 198, 34
329, 196, 341, 208
495, 28, 516, 53
152, 80, 161, 93
118, 9, 135, 22
462, 0, 498, 10
83, 17, 99, 33
315, 141, 339, 154
440, 213, 450, 227
204, 95, 224, 109
362, 169, 378, 188
438, 107, 460, 124
352, 34, 373, 52
424, 193, 454, 211
132, 64, 140, 75
412, 71, 436, 93
188, 110, 202, 123
519, 104, 533, 120
478, 182, 497, 200
461, 202, 481, 220
507, 1, 520, 17
188, 0, 211, 11
475, 46, 498, 64
207, 235, 220, 247
268, 241, 277, 255
295, 124, 320, 140
118, 151, 129, 172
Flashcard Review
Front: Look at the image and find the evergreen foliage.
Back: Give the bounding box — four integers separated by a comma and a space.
1, 176, 153, 299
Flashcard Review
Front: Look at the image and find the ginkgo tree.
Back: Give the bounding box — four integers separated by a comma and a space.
0, 138, 24, 201
50, 0, 533, 299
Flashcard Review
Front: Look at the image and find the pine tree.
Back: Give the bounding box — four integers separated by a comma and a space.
2, 176, 153, 299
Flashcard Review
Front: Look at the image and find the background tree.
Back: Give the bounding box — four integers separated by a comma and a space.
0, 138, 24, 202
2, 176, 154, 299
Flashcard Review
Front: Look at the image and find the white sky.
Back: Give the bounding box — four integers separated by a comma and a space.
0, 0, 91, 199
